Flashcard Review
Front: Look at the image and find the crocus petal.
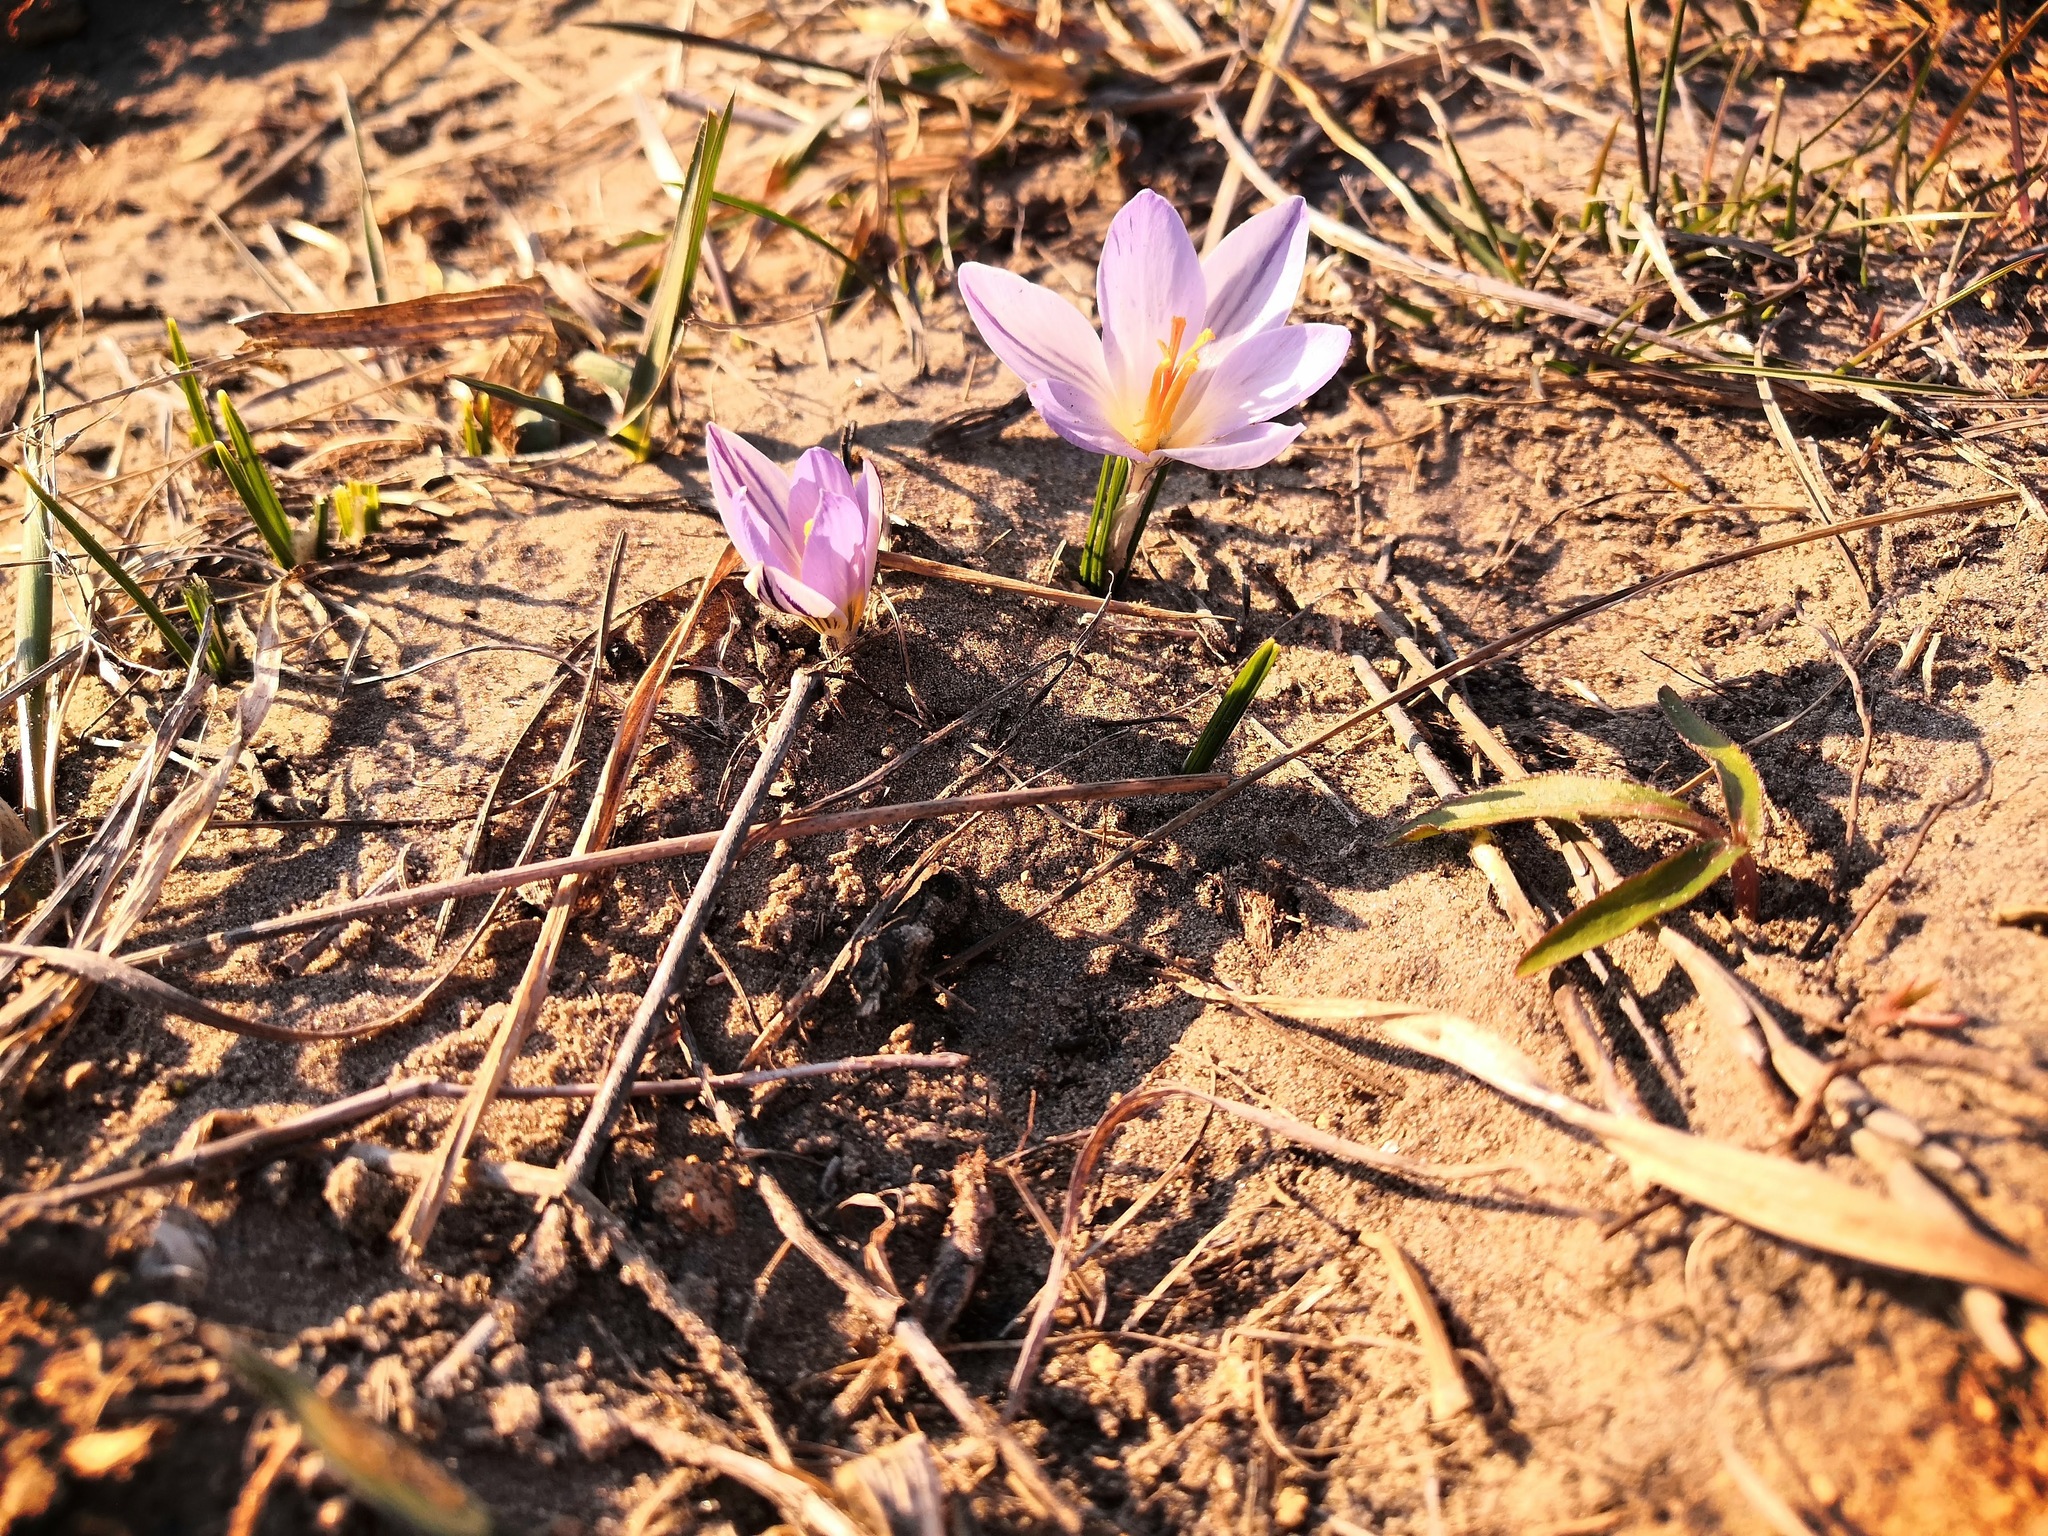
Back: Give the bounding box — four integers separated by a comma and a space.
1095, 189, 1207, 408
789, 446, 856, 509
718, 487, 782, 574
1159, 420, 1304, 471
706, 424, 791, 532
1201, 198, 1309, 343
1170, 322, 1351, 447
1027, 377, 1143, 461
856, 459, 887, 567
758, 563, 843, 622
957, 263, 1110, 396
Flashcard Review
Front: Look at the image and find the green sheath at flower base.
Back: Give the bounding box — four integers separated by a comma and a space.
1077, 455, 1131, 591
1184, 639, 1278, 773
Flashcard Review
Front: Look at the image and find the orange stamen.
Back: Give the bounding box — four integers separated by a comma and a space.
1130, 316, 1212, 452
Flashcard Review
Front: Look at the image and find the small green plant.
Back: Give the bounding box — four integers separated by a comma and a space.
1396, 687, 1762, 976
1184, 639, 1278, 773
319, 479, 381, 551
456, 98, 733, 461
180, 579, 239, 678
165, 318, 302, 570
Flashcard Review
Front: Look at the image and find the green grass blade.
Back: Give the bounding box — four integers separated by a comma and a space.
1648, 0, 1689, 207
1185, 639, 1279, 773
1624, 5, 1652, 213
335, 79, 388, 305
1396, 773, 1723, 842
1517, 838, 1743, 976
180, 579, 237, 677
453, 376, 612, 439
1077, 455, 1132, 593
215, 391, 298, 569
1582, 114, 1623, 233
204, 1325, 492, 1536
711, 191, 861, 270
163, 318, 218, 449
620, 95, 733, 451
1657, 686, 1763, 845
15, 466, 195, 668
13, 405, 53, 841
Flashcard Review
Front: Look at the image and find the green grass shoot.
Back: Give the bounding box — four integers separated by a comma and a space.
1185, 639, 1278, 774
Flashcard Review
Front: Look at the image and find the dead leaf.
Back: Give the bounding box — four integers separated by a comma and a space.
233, 282, 551, 352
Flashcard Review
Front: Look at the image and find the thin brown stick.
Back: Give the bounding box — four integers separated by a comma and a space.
120, 773, 1227, 972
393, 540, 737, 1260
0, 1055, 961, 1224
879, 549, 1219, 626
1822, 762, 1990, 980
683, 1044, 1090, 1533
224, 1421, 301, 1536
1003, 1079, 1544, 1426
423, 670, 824, 1394
1361, 1232, 1473, 1422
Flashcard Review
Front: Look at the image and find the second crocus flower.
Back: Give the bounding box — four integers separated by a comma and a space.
705, 424, 885, 652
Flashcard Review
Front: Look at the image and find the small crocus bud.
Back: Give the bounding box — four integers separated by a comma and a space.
705, 424, 886, 651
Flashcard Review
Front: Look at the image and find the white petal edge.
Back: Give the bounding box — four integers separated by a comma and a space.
1160, 420, 1304, 471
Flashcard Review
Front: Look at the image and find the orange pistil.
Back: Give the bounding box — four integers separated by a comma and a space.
1129, 315, 1212, 453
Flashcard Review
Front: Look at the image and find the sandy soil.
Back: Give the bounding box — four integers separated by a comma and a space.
2, 2, 2047, 1533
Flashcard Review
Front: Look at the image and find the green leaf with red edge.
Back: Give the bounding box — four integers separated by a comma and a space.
1395, 773, 1722, 843
1658, 686, 1764, 845
1517, 838, 1745, 977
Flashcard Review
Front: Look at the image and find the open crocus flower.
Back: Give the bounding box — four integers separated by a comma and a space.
706, 424, 885, 651
957, 189, 1350, 471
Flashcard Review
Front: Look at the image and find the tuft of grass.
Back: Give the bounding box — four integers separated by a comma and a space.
616, 96, 733, 459
164, 318, 301, 569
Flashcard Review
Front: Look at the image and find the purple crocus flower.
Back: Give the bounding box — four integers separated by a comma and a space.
705, 424, 885, 651
956, 190, 1350, 470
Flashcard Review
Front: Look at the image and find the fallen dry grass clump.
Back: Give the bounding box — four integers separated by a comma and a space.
1, 0, 2047, 1531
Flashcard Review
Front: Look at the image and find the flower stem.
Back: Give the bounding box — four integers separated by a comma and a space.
1078, 455, 1132, 593
1079, 458, 1171, 594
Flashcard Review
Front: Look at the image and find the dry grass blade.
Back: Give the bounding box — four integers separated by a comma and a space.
616, 1419, 865, 1536
1233, 1003, 2048, 1308
233, 282, 551, 350
394, 540, 738, 1259
203, 1324, 490, 1536
1361, 1232, 1473, 1422
0, 595, 280, 1088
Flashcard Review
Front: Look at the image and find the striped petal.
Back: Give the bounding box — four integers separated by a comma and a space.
958, 263, 1110, 396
